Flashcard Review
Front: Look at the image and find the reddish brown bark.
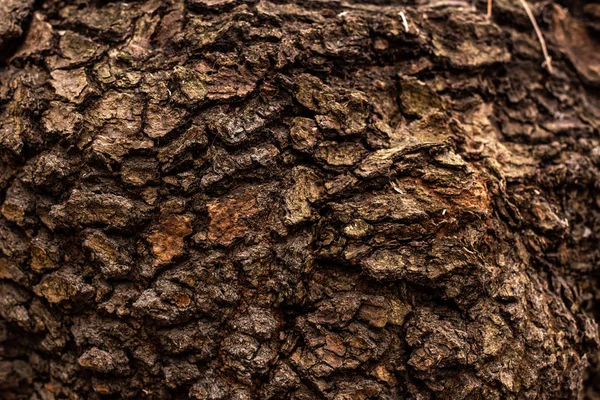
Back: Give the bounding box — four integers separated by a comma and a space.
1, 0, 600, 399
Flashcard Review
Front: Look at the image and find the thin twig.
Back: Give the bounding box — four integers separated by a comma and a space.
517, 0, 553, 74
399, 11, 409, 32
487, 0, 493, 18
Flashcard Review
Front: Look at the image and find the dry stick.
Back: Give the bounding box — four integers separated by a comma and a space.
399, 11, 409, 32
517, 0, 553, 74
487, 0, 493, 18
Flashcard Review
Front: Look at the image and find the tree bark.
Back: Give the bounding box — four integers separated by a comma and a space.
1, 0, 599, 399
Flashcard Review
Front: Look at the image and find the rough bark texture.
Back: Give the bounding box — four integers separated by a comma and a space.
1, 0, 600, 399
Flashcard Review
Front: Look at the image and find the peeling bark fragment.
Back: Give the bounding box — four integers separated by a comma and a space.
158, 124, 208, 172
200, 143, 280, 189
174, 66, 208, 103
30, 230, 60, 273
363, 242, 474, 283
86, 90, 151, 164
59, 3, 135, 41
289, 117, 319, 152
221, 331, 278, 382
144, 102, 187, 139
11, 12, 53, 60
223, 331, 260, 360
78, 347, 130, 375
231, 307, 280, 340
315, 141, 366, 167
362, 249, 409, 281
399, 76, 445, 117
120, 157, 159, 187
189, 0, 237, 10
293, 299, 392, 378
42, 102, 82, 138
34, 269, 94, 306
132, 280, 195, 326
1, 0, 599, 399
295, 73, 326, 112
93, 55, 143, 87
404, 308, 510, 381
47, 31, 104, 69
189, 376, 242, 400
0, 108, 24, 156
90, 126, 153, 165
163, 360, 200, 388
295, 73, 370, 137
0, 0, 34, 49
205, 68, 257, 101
284, 167, 324, 226
261, 363, 301, 398
0, 221, 29, 262
83, 230, 133, 278
332, 192, 430, 224
209, 90, 290, 146
0, 282, 31, 326
147, 214, 193, 265
1, 181, 34, 225
179, 14, 239, 53
158, 321, 217, 358
390, 111, 454, 149
0, 258, 27, 285
307, 294, 362, 328
88, 90, 143, 123
50, 69, 92, 104
354, 147, 404, 179
49, 190, 151, 230
121, 13, 160, 64
356, 297, 393, 328
430, 11, 511, 68
207, 190, 259, 246
529, 196, 569, 234
551, 5, 600, 85
23, 151, 77, 194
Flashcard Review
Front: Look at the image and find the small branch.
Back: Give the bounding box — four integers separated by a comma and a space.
517, 0, 553, 74
487, 0, 493, 18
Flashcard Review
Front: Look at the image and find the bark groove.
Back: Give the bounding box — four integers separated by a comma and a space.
0, 0, 599, 399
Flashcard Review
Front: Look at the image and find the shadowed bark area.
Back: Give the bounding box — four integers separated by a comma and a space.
1, 0, 600, 399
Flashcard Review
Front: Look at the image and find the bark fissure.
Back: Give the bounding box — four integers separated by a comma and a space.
0, 0, 599, 399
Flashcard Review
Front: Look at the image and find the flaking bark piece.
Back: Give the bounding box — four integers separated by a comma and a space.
289, 117, 320, 153
0, 0, 34, 49
46, 31, 105, 69
146, 214, 193, 265
83, 230, 134, 278
283, 166, 324, 226
48, 190, 151, 231
144, 102, 187, 139
207, 190, 259, 246
50, 68, 93, 104
78, 347, 130, 375
33, 268, 94, 306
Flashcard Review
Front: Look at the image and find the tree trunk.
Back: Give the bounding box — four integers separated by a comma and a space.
1, 0, 599, 398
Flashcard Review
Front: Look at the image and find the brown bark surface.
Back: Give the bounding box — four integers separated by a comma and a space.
1, 0, 600, 399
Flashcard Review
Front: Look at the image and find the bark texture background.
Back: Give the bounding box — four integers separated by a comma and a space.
1, 0, 600, 399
